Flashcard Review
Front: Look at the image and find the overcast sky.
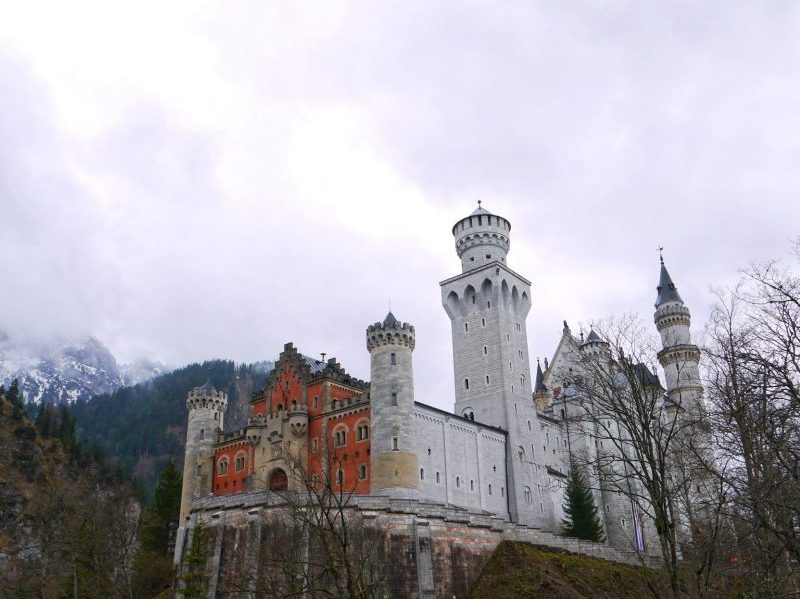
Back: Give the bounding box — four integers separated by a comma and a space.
1, 2, 799, 411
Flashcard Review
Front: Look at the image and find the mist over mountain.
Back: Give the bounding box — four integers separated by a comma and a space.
0, 331, 164, 404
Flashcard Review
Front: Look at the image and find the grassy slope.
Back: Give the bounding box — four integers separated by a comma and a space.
469, 541, 670, 599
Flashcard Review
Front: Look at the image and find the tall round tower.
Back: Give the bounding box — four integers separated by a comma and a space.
366, 312, 419, 499
653, 258, 703, 409
179, 381, 228, 524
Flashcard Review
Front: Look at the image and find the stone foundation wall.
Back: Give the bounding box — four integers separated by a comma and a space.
176, 493, 661, 598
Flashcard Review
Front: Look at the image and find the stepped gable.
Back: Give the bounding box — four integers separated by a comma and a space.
251, 342, 368, 403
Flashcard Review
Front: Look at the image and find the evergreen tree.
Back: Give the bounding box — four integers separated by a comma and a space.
7, 378, 24, 419
142, 458, 183, 554
562, 464, 605, 542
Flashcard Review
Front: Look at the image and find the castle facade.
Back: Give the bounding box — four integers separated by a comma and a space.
177, 204, 702, 561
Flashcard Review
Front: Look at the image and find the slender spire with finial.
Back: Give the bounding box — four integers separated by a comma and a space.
659, 245, 664, 265
655, 251, 683, 307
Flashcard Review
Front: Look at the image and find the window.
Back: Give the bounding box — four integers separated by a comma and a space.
518, 446, 525, 461
472, 295, 476, 304
420, 468, 425, 480
483, 345, 488, 355
507, 333, 510, 342
456, 476, 460, 488
516, 323, 521, 332
470, 479, 474, 491
313, 396, 318, 409
390, 352, 396, 365
312, 438, 318, 452
524, 486, 532, 503
527, 420, 531, 431
311, 474, 318, 487
464, 323, 469, 332
519, 349, 523, 358
391, 391, 398, 406
336, 469, 344, 485
481, 318, 486, 326
357, 424, 369, 441
620, 517, 628, 529
485, 254, 491, 259
334, 429, 347, 447
235, 454, 245, 471
436, 472, 440, 483
358, 464, 367, 480
521, 374, 526, 389
485, 375, 490, 385
488, 484, 493, 495
199, 429, 204, 440
218, 459, 228, 475
197, 464, 202, 475
392, 437, 398, 451
540, 502, 543, 513
487, 301, 491, 308
464, 378, 470, 390
501, 486, 505, 497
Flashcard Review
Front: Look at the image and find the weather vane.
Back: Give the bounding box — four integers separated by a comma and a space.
477, 200, 482, 208
321, 352, 326, 362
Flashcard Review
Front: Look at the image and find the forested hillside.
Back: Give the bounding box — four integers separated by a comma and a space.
71, 360, 271, 495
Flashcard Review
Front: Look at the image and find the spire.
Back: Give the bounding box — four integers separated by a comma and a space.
197, 380, 216, 392
534, 358, 547, 393
382, 311, 398, 327
585, 328, 603, 343
655, 259, 683, 307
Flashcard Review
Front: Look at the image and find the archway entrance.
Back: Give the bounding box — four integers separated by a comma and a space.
268, 468, 288, 491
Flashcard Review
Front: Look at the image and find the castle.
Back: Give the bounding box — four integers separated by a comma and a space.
175, 204, 703, 589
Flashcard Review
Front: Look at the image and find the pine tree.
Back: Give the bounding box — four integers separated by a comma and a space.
562, 464, 605, 542
142, 458, 183, 554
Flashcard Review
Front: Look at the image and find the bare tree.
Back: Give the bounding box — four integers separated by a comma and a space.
222, 443, 386, 598
703, 251, 800, 595
558, 316, 712, 597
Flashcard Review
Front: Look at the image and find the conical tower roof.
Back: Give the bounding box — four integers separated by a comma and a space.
383, 312, 398, 327
655, 261, 683, 307
534, 359, 547, 393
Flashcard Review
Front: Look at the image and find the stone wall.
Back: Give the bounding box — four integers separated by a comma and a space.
176, 493, 661, 598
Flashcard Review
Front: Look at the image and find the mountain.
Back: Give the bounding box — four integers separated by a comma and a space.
0, 331, 163, 404
71, 359, 272, 495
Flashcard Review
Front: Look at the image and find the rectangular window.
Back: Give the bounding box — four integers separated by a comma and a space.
485, 375, 490, 385
464, 322, 469, 332
390, 352, 396, 365
464, 378, 469, 390
312, 438, 318, 452
199, 429, 204, 440
391, 392, 398, 406
392, 437, 399, 451
313, 396, 318, 409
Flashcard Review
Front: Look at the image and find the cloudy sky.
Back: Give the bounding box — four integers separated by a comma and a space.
1, 2, 798, 410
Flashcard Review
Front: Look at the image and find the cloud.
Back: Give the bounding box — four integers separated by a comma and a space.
1, 3, 799, 411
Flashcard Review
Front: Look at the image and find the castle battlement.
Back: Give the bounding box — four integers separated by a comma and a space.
366, 315, 416, 352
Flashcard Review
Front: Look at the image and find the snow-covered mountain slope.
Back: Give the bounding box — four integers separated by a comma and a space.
0, 332, 163, 404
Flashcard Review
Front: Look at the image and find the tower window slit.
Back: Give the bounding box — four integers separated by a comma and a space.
390, 352, 396, 365
464, 378, 469, 390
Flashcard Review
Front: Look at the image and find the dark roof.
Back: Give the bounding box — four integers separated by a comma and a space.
301, 354, 329, 374
585, 329, 603, 343
534, 360, 547, 393
655, 262, 683, 307
383, 312, 398, 327
634, 363, 662, 389
196, 380, 216, 392
471, 205, 491, 216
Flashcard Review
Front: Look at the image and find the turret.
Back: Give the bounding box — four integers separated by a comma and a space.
653, 257, 702, 408
179, 382, 228, 524
366, 312, 419, 499
452, 201, 512, 273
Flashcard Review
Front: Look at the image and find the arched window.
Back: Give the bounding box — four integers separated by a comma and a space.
356, 421, 369, 441
235, 453, 246, 472
419, 468, 424, 480
518, 446, 525, 461
358, 464, 367, 480
456, 476, 461, 488
336, 469, 344, 485
524, 486, 532, 503
334, 427, 347, 447
218, 458, 228, 476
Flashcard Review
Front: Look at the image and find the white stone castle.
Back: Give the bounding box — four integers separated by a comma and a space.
178, 203, 703, 560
